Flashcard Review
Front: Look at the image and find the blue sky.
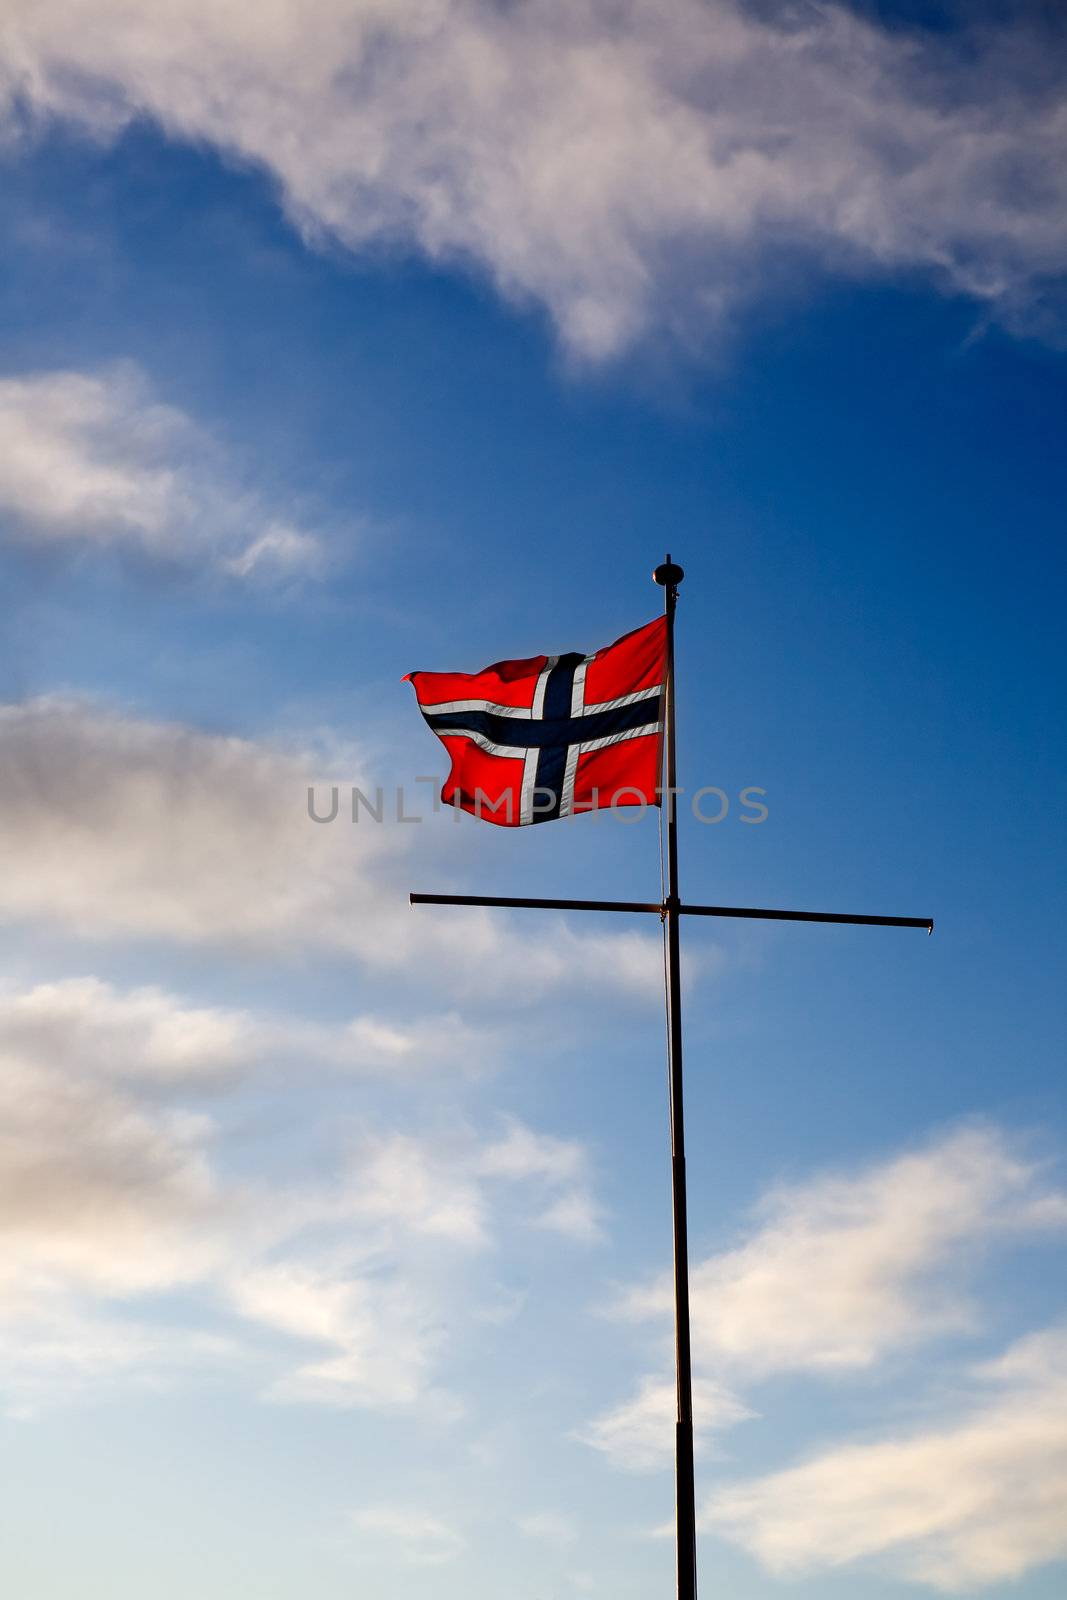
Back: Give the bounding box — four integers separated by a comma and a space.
1, 2, 1065, 1596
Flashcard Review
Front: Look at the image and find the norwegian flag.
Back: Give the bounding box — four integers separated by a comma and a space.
406, 617, 666, 826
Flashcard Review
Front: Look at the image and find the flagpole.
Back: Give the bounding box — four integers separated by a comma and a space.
409, 559, 933, 1598
654, 555, 697, 1600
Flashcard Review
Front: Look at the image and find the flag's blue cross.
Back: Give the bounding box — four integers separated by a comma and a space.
420, 653, 664, 823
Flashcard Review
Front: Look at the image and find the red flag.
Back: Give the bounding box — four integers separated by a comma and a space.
406, 617, 666, 826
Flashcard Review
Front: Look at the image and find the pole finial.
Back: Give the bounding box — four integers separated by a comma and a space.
653, 557, 685, 587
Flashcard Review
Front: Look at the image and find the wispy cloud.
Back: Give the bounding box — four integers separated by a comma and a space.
707, 1323, 1067, 1592
351, 1504, 466, 1566
583, 1125, 1067, 1481
517, 1510, 578, 1547
579, 1374, 752, 1473
0, 977, 264, 1088
0, 362, 324, 576
224, 1122, 600, 1412
0, 977, 497, 1087
478, 1118, 605, 1242
3, 2, 1066, 357
0, 1299, 239, 1419
621, 1125, 1067, 1376
227, 1261, 453, 1414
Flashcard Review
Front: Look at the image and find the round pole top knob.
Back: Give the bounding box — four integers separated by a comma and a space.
653, 560, 685, 587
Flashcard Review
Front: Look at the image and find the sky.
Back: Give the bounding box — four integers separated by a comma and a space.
0, 1, 1065, 1596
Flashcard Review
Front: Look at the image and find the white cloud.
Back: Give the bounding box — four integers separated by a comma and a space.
3, 2, 1066, 357
0, 697, 664, 1000
0, 976, 604, 1415
349, 1132, 490, 1248
0, 1297, 238, 1418
706, 1323, 1067, 1592
351, 1504, 466, 1566
0, 668, 619, 1421
228, 1263, 450, 1413
339, 1120, 604, 1255
0, 991, 592, 1259
0, 977, 262, 1087
224, 1116, 603, 1410
0, 1042, 244, 1414
621, 1126, 1067, 1376
533, 1190, 605, 1244
339, 1010, 497, 1076
0, 977, 497, 1086
478, 1119, 586, 1186
0, 1051, 226, 1308
0, 362, 324, 574
221, 525, 321, 580
479, 1118, 604, 1242
579, 1373, 752, 1472
517, 1511, 577, 1547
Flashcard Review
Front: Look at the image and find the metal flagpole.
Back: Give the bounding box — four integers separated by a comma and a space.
409, 557, 934, 1595
654, 556, 697, 1600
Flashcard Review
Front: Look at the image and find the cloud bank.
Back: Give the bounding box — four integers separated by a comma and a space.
0, 363, 324, 576
621, 1125, 1067, 1376
707, 1324, 1067, 1592
0, 690, 658, 1418
0, 975, 500, 1086
0, 982, 603, 1415
585, 1125, 1067, 1588
3, 0, 1066, 357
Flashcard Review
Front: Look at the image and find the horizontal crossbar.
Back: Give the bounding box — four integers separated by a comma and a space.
409, 892, 933, 933
409, 892, 662, 915
681, 904, 933, 931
